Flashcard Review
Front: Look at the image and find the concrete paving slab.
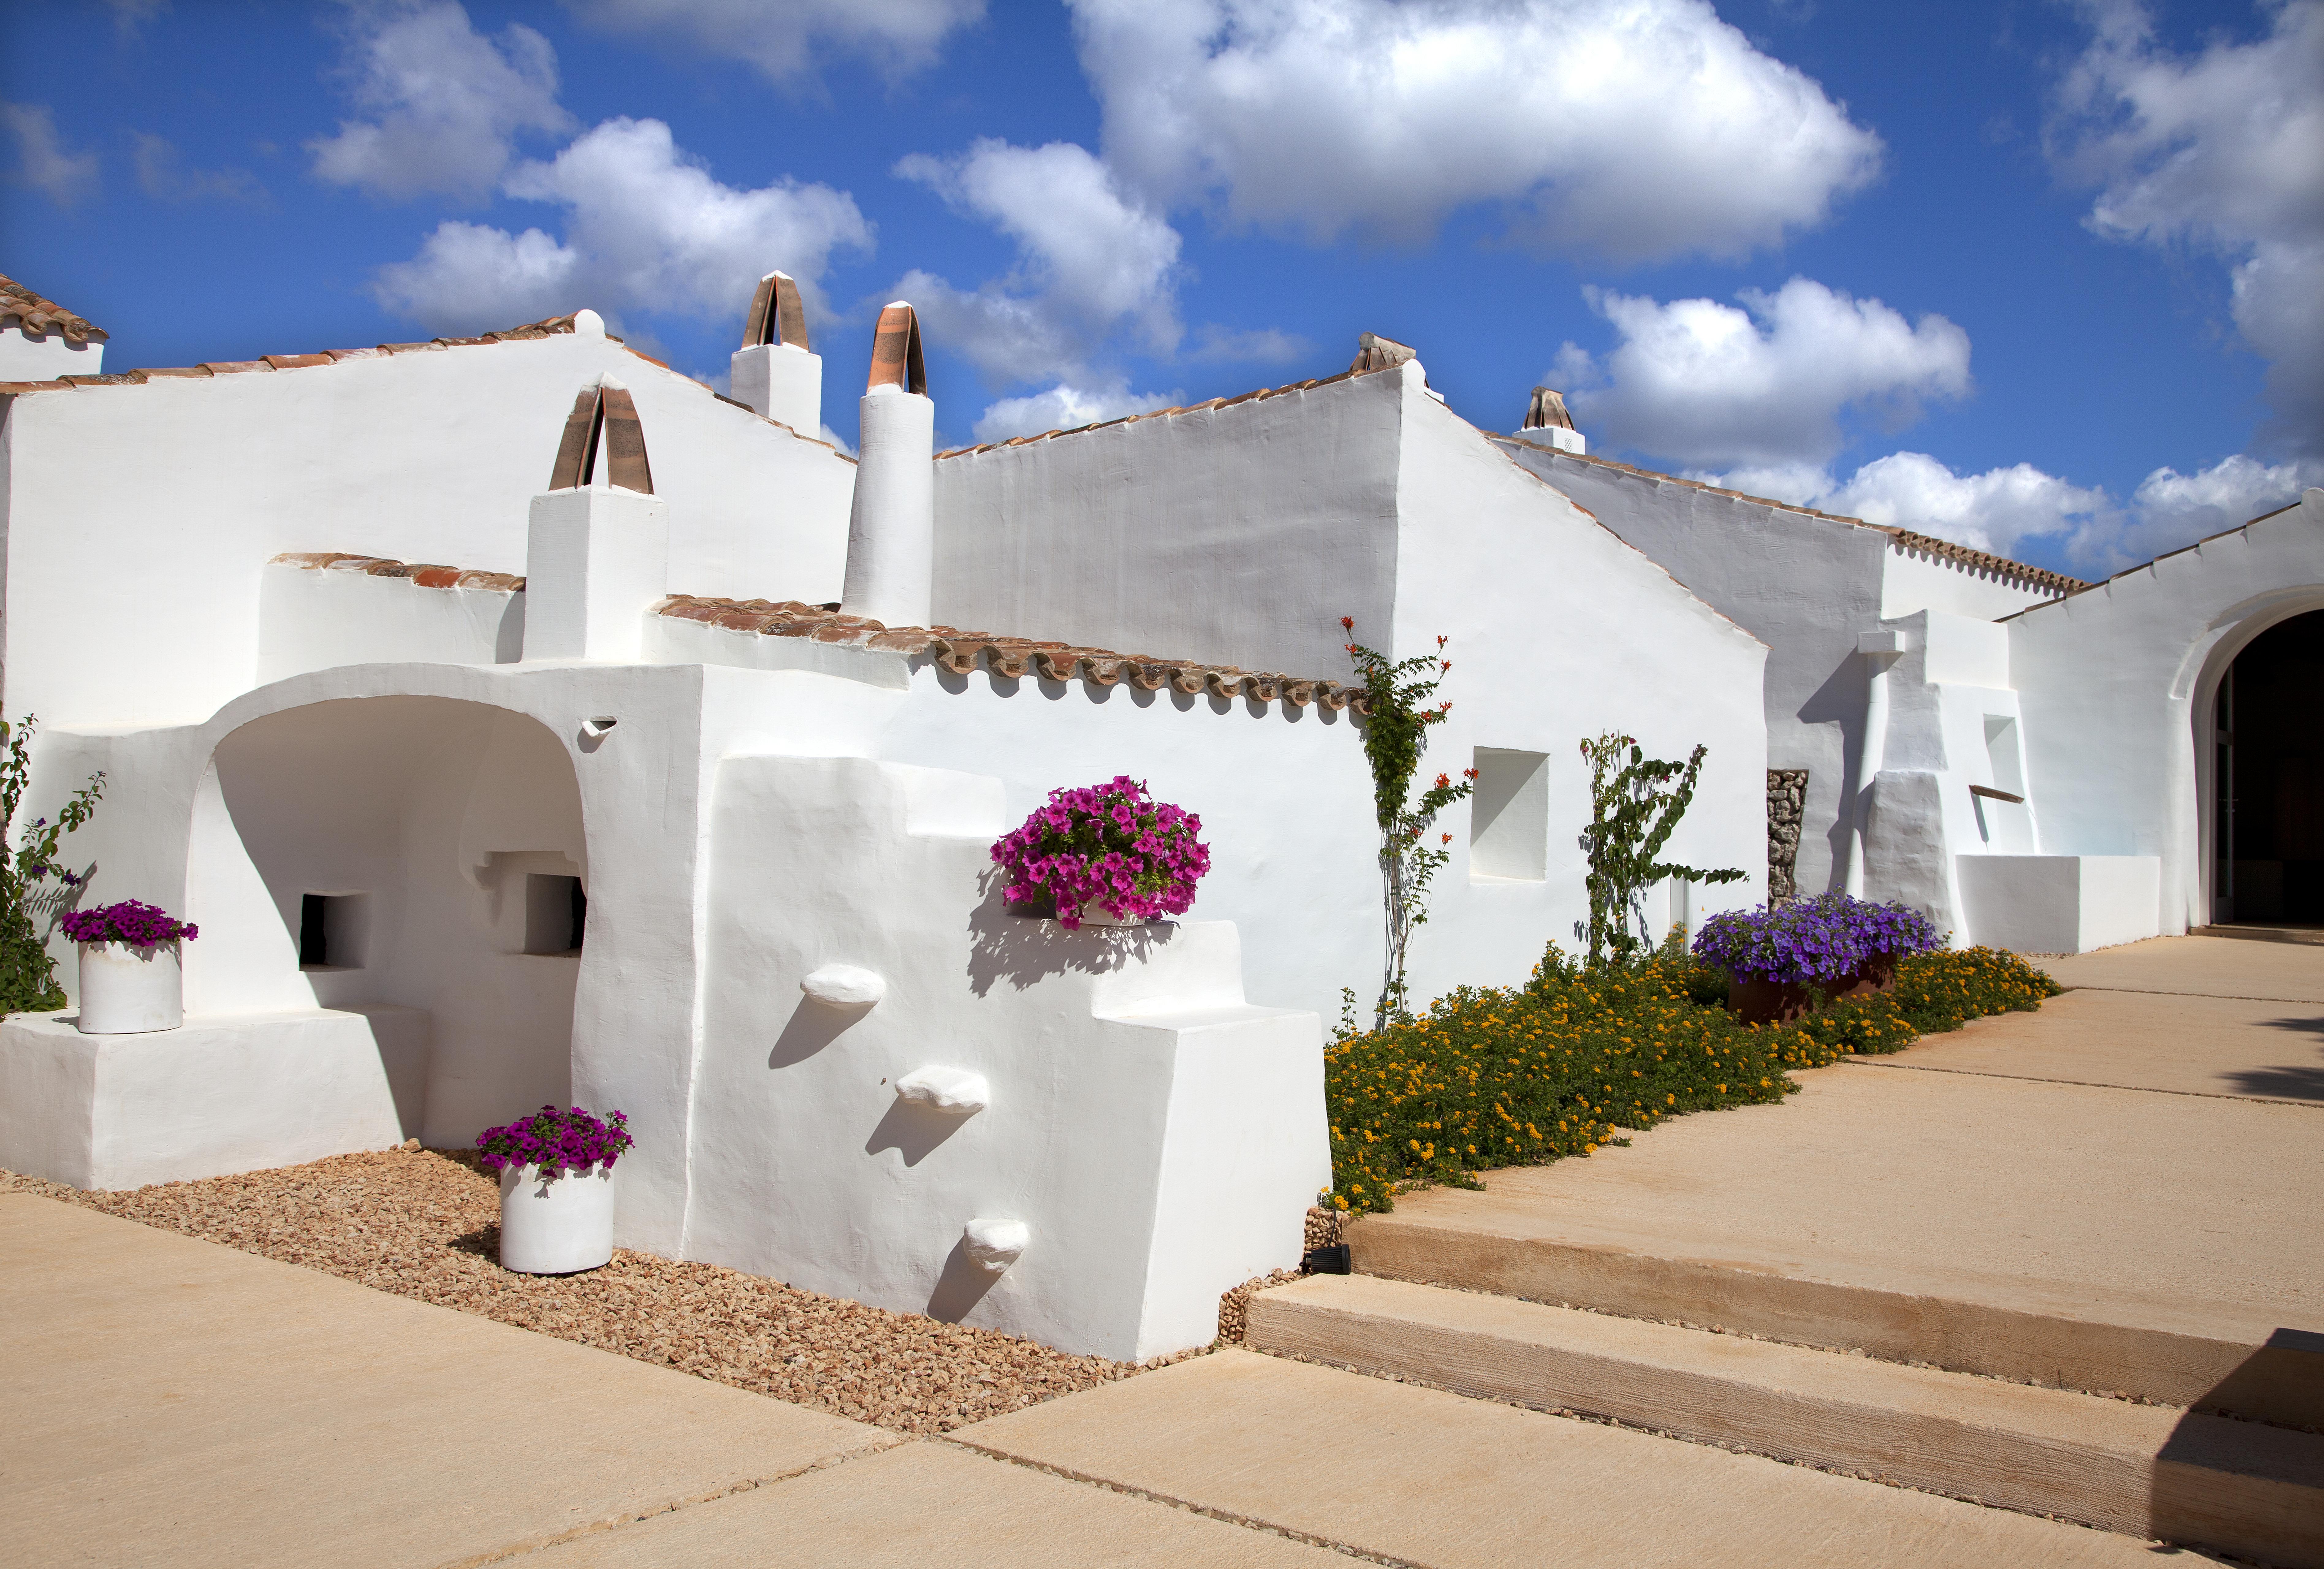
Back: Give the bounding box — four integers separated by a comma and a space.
1855, 987, 2324, 1104
513, 1438, 1343, 1566
1363, 1063, 2324, 1332
953, 1349, 2174, 1568
2042, 934, 2324, 1002
1249, 1275, 2324, 1567
0, 1195, 894, 1569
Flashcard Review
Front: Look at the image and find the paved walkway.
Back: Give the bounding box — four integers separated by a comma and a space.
1366, 936, 2323, 1338
8, 936, 2301, 1566
3, 1195, 2175, 1567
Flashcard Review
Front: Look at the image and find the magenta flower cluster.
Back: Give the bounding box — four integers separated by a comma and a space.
475, 1104, 633, 1180
59, 899, 198, 947
991, 775, 1211, 929
1692, 892, 1940, 985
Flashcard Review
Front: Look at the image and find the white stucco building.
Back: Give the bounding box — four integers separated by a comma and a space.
1, 268, 2314, 1354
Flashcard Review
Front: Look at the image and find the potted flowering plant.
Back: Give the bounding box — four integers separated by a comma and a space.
1692, 892, 1940, 1025
477, 1104, 633, 1274
991, 775, 1210, 929
59, 899, 198, 1035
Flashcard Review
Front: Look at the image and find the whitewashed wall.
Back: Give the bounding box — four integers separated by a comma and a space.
1496, 443, 1877, 900
931, 370, 1403, 679
0, 326, 854, 729
1393, 382, 1768, 1001
0, 325, 102, 381
2009, 488, 2324, 934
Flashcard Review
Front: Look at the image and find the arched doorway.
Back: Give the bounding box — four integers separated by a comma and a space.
2216, 610, 2324, 928
184, 697, 589, 1144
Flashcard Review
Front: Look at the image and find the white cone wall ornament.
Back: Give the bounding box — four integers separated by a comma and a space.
801, 963, 887, 1006
962, 1218, 1030, 1274
894, 1066, 990, 1116
840, 302, 935, 630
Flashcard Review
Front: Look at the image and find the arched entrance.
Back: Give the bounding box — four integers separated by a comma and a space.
183, 697, 589, 1144
2215, 609, 2324, 928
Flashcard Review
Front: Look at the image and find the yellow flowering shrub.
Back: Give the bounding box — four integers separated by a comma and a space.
1323, 942, 2060, 1215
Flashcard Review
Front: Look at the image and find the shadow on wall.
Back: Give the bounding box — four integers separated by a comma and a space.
863, 1096, 972, 1168
767, 993, 871, 1069
965, 867, 1160, 996
2150, 1328, 2324, 1560
1796, 655, 1866, 896
2222, 1013, 2324, 1102
924, 1234, 1004, 1324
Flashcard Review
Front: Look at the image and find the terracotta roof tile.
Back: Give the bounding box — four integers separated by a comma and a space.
1493, 436, 2089, 598
0, 273, 106, 343
653, 595, 1362, 712
269, 551, 523, 592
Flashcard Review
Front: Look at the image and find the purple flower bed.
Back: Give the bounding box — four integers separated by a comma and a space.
991, 775, 1211, 930
1691, 892, 1940, 985
59, 899, 198, 947
476, 1104, 633, 1180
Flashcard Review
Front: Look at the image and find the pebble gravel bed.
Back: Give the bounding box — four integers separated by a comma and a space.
2, 1147, 1170, 1434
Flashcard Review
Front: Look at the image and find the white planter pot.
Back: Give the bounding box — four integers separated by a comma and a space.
76, 941, 184, 1035
1074, 900, 1150, 928
498, 1161, 617, 1274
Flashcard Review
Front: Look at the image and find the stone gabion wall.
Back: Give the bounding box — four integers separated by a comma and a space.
1767, 769, 1809, 902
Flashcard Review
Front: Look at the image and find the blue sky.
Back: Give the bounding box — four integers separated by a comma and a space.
5, 0, 2317, 579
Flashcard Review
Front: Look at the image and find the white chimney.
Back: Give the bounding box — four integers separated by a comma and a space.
840, 302, 935, 630
1521, 386, 1587, 454
729, 270, 822, 434
524, 373, 669, 663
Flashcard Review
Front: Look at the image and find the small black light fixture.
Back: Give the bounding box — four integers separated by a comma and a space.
1301, 1244, 1351, 1275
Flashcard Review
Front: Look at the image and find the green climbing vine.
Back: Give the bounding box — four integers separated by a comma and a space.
1577, 731, 1743, 967
0, 715, 105, 1014
1344, 617, 1474, 1027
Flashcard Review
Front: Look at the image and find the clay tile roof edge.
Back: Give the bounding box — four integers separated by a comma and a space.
2000, 489, 2319, 621
649, 593, 1359, 712
1492, 435, 2089, 597
0, 272, 108, 343
268, 551, 523, 591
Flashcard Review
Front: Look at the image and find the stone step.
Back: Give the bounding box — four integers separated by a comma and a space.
1247, 1273, 2324, 1569
1348, 1211, 2324, 1430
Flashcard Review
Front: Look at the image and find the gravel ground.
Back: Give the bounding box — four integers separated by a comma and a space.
4, 1147, 1223, 1434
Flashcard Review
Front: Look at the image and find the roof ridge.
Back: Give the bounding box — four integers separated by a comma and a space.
0, 313, 850, 456
0, 272, 105, 343
1492, 435, 2089, 596
2002, 487, 2321, 621
933, 367, 1378, 460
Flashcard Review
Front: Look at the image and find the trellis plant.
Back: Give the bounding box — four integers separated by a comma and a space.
0, 715, 106, 1014
1344, 618, 1475, 1028
1577, 731, 1743, 967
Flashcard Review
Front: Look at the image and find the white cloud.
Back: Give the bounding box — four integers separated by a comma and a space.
1708, 448, 2320, 576
561, 0, 985, 84
2, 101, 100, 207
972, 382, 1186, 443
1067, 0, 1882, 260
2049, 0, 2324, 452
309, 1, 574, 203
1554, 278, 1971, 470
372, 117, 872, 336
131, 132, 268, 206
892, 139, 1185, 385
